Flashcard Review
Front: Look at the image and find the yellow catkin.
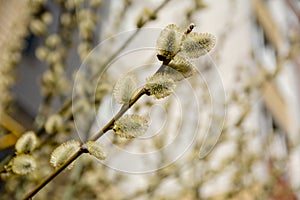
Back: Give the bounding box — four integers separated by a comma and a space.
180, 32, 216, 58
113, 73, 138, 104
156, 24, 216, 62
11, 154, 36, 175
45, 114, 63, 134
86, 141, 107, 160
15, 131, 38, 154
114, 114, 149, 138
50, 140, 80, 169
145, 73, 176, 99
167, 54, 196, 81
156, 24, 182, 61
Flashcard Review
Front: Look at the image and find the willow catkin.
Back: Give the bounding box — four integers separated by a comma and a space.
113, 73, 138, 104
50, 140, 80, 169
167, 54, 196, 81
145, 73, 176, 99
86, 141, 107, 160
45, 114, 63, 134
113, 114, 149, 139
156, 24, 182, 61
180, 32, 216, 58
15, 131, 38, 154
11, 154, 36, 175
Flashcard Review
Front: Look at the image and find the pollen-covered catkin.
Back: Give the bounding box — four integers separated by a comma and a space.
167, 54, 196, 81
145, 73, 176, 99
50, 140, 80, 169
45, 114, 63, 134
113, 73, 138, 104
86, 141, 107, 160
114, 114, 149, 138
15, 131, 38, 154
11, 154, 36, 175
180, 32, 216, 58
156, 24, 182, 61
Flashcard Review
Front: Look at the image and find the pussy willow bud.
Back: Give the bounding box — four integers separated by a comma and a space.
86, 141, 107, 160
45, 34, 61, 48
11, 155, 36, 175
15, 131, 38, 154
30, 19, 47, 35
156, 23, 216, 62
145, 73, 176, 99
41, 12, 53, 25
45, 114, 63, 134
113, 114, 149, 139
136, 8, 156, 28
60, 13, 73, 26
156, 24, 182, 61
167, 54, 196, 81
180, 32, 216, 58
50, 140, 80, 169
113, 73, 138, 104
35, 46, 49, 61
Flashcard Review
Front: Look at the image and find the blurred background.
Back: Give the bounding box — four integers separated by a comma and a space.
1, 0, 300, 199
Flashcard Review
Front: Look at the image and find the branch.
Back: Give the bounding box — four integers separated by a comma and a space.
22, 87, 149, 200
22, 1, 173, 196
0, 0, 172, 174
23, 59, 170, 199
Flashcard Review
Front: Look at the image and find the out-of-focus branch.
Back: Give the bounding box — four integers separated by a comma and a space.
0, 112, 26, 149
252, 0, 284, 53
286, 0, 300, 25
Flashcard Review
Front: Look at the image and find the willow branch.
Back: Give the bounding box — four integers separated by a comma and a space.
22, 86, 149, 200
22, 1, 172, 197
0, 0, 172, 174
23, 61, 168, 199
39, 0, 171, 134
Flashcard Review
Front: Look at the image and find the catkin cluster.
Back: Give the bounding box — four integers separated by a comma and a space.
111, 23, 216, 140
10, 131, 39, 175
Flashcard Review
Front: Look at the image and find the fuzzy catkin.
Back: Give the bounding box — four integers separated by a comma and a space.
11, 154, 36, 175
86, 141, 107, 160
155, 23, 215, 83
50, 140, 80, 169
15, 131, 38, 154
114, 114, 149, 138
113, 73, 138, 104
145, 73, 176, 99
156, 24, 182, 61
167, 54, 196, 81
45, 114, 63, 134
180, 32, 216, 58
